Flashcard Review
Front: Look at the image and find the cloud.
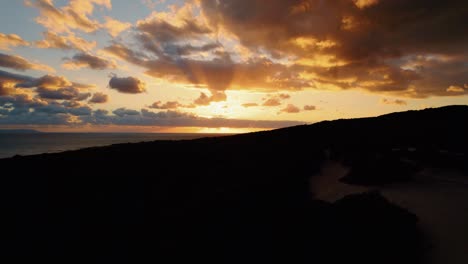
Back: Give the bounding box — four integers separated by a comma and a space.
195, 0, 468, 98
26, 0, 111, 33
242, 103, 258, 108
101, 43, 148, 64
447, 85, 465, 93
0, 69, 35, 86
353, 0, 380, 9
17, 74, 72, 89
0, 83, 14, 96
136, 10, 212, 44
262, 98, 281, 107
0, 94, 304, 128
0, 33, 29, 50
89, 92, 108, 103
63, 53, 116, 70
103, 17, 132, 37
0, 94, 94, 125
194, 91, 227, 106
34, 102, 92, 116
304, 105, 316, 111
262, 93, 291, 107
280, 104, 301, 114
0, 69, 94, 103
0, 70, 94, 92
112, 108, 140, 117
149, 101, 181, 109
101, 3, 312, 93
36, 86, 91, 101
35, 31, 96, 51
105, 42, 311, 92
0, 53, 54, 72
87, 109, 304, 128
108, 75, 146, 94
380, 98, 408, 106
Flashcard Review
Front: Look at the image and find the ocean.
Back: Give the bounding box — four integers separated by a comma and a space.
0, 132, 228, 159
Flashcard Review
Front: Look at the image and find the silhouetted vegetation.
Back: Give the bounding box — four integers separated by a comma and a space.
1, 105, 467, 263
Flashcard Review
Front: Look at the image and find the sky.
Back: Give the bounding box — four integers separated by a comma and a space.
0, 0, 466, 133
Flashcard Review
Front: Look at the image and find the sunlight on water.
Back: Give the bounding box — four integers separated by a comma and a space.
0, 133, 229, 159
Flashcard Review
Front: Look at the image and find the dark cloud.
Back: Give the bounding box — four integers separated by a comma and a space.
17, 74, 72, 89
36, 87, 91, 101
112, 108, 141, 117
105, 42, 311, 91
108, 75, 146, 94
61, 100, 83, 108
0, 94, 304, 128
89, 92, 109, 104
201, 0, 468, 97
304, 105, 316, 111
102, 43, 147, 65
380, 98, 407, 106
87, 109, 304, 128
0, 53, 54, 72
280, 104, 301, 114
0, 94, 94, 125
0, 70, 94, 99
0, 69, 35, 85
34, 102, 92, 116
94, 109, 109, 116
136, 15, 212, 44
63, 53, 116, 70
168, 43, 222, 56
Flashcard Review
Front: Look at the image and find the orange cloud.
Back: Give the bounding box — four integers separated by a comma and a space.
26, 0, 111, 33
103, 17, 132, 37
0, 53, 55, 72
353, 0, 379, 9
447, 85, 465, 93
35, 31, 96, 52
0, 33, 29, 50
194, 91, 227, 106
89, 92, 109, 104
262, 98, 281, 107
304, 105, 316, 111
148, 100, 196, 110
280, 104, 301, 114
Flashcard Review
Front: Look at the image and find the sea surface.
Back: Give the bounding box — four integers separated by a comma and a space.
0, 133, 228, 159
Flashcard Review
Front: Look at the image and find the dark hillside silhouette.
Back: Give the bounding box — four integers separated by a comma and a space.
1, 105, 467, 263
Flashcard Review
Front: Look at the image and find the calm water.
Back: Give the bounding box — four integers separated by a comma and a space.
0, 133, 227, 159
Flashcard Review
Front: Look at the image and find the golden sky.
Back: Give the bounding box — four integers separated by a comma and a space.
0, 0, 466, 133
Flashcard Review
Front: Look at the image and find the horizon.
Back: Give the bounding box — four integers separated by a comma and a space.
0, 1, 467, 133
2, 104, 466, 134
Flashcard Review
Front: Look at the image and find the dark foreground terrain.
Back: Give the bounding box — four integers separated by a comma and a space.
1, 105, 467, 263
